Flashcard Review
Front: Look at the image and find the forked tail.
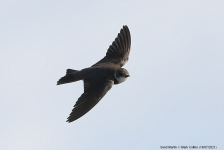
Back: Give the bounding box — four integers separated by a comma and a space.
57, 69, 80, 85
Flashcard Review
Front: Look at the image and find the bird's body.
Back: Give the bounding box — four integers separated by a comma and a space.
57, 25, 131, 122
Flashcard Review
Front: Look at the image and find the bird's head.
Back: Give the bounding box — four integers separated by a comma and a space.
114, 68, 130, 84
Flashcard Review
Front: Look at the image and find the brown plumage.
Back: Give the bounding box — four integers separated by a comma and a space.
57, 25, 131, 122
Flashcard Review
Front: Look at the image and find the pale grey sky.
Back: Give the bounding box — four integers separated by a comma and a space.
1, 1, 224, 150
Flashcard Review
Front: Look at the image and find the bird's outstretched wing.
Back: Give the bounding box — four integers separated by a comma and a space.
92, 25, 131, 67
67, 75, 114, 122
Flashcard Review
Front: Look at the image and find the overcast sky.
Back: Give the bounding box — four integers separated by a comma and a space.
1, 1, 224, 150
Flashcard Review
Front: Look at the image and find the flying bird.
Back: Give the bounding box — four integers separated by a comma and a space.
57, 25, 131, 122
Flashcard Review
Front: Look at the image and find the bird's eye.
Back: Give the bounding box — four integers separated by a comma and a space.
119, 73, 122, 75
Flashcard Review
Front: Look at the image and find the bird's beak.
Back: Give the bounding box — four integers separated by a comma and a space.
125, 75, 130, 78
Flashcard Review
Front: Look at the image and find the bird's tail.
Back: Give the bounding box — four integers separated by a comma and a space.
57, 69, 80, 85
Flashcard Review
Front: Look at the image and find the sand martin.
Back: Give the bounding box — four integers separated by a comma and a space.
57, 25, 131, 122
